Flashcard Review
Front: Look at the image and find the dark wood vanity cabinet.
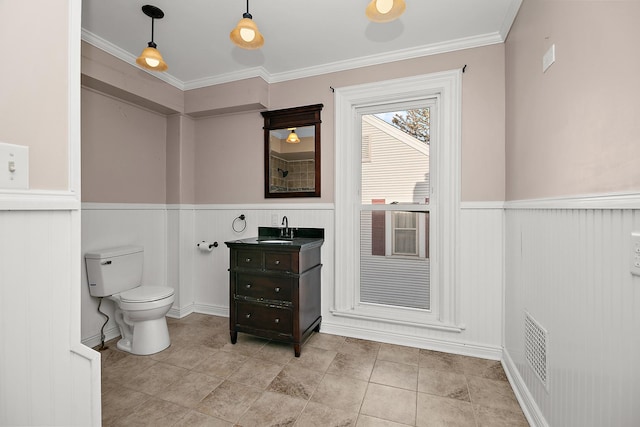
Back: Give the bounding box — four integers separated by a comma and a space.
226, 235, 323, 357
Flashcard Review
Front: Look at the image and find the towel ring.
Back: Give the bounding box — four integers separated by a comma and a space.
232, 214, 247, 233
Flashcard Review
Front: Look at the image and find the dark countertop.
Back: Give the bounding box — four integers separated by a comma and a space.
224, 227, 324, 250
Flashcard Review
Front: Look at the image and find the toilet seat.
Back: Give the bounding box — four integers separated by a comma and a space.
120, 286, 174, 303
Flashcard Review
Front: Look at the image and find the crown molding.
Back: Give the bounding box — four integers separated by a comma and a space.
82, 29, 505, 90
182, 67, 271, 91
266, 32, 504, 84
500, 0, 523, 41
81, 29, 185, 90
499, 0, 523, 40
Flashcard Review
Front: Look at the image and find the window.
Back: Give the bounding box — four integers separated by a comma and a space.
334, 70, 462, 330
392, 211, 418, 256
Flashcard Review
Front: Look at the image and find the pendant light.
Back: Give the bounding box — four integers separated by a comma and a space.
286, 128, 300, 144
136, 5, 168, 72
230, 0, 264, 50
366, 0, 406, 23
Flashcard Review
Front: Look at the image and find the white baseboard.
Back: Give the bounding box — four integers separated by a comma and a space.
193, 303, 229, 318
81, 325, 120, 350
321, 321, 502, 360
502, 349, 549, 427
168, 303, 229, 319
167, 305, 194, 319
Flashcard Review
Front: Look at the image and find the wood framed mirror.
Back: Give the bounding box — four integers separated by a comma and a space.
262, 104, 323, 198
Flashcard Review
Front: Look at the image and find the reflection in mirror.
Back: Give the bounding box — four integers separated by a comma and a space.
269, 126, 315, 193
262, 104, 322, 198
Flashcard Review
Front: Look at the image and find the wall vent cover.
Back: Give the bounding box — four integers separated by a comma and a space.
525, 311, 548, 389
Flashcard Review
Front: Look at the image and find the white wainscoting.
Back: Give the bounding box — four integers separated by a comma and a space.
167, 205, 196, 315
0, 209, 100, 426
80, 203, 336, 344
81, 203, 169, 346
192, 205, 335, 318
504, 197, 640, 427
80, 202, 506, 361
324, 204, 504, 359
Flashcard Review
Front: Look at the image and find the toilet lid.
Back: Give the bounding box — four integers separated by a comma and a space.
120, 286, 174, 303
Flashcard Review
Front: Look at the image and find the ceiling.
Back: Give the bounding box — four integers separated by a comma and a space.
81, 0, 522, 90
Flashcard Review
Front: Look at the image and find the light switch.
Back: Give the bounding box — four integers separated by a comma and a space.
0, 142, 29, 189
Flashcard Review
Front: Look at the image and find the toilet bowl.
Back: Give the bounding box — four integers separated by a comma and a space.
85, 246, 175, 355
109, 286, 175, 354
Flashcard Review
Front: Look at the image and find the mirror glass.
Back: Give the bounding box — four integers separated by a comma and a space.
268, 126, 316, 194
262, 104, 322, 198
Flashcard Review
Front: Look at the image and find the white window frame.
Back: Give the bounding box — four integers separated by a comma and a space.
333, 70, 462, 331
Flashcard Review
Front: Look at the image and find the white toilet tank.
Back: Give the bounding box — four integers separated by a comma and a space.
85, 246, 144, 297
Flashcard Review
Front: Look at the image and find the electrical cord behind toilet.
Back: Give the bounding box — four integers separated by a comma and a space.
97, 297, 109, 351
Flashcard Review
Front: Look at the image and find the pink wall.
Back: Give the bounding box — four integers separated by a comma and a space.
194, 44, 506, 203
82, 43, 183, 115
1, 3, 69, 190
194, 112, 265, 203
81, 89, 167, 203
82, 43, 506, 204
505, 0, 640, 200
166, 114, 195, 204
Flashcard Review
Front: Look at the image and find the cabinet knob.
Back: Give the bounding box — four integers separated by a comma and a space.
275, 260, 280, 265
245, 258, 251, 263
274, 287, 280, 293
274, 318, 280, 324
245, 284, 251, 289
245, 313, 251, 319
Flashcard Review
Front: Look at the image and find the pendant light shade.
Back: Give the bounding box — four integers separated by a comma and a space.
366, 0, 406, 23
137, 43, 168, 71
230, 0, 264, 49
136, 5, 168, 72
286, 129, 300, 144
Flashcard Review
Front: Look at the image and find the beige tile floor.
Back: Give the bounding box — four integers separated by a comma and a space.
99, 313, 529, 426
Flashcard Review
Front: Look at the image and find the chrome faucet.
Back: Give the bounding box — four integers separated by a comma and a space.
281, 216, 291, 238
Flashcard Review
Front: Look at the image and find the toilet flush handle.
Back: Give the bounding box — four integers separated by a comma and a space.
101, 260, 112, 265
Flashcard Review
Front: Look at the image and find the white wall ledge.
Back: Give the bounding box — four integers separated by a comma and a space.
505, 191, 640, 210
0, 190, 80, 211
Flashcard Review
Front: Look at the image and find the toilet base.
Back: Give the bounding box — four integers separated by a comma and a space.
116, 317, 171, 355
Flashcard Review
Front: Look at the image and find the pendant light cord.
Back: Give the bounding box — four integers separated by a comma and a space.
150, 17, 155, 44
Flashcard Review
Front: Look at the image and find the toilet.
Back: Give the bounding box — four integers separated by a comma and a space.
85, 245, 175, 355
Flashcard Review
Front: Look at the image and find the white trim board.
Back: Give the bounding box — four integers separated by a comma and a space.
0, 191, 80, 211
82, 202, 335, 211
502, 349, 550, 427
321, 321, 502, 361
505, 191, 640, 210
81, 325, 120, 350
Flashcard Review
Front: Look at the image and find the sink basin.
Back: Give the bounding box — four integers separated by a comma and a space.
258, 239, 293, 244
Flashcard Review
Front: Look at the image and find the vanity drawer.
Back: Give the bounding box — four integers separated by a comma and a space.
235, 302, 292, 335
235, 273, 292, 302
264, 252, 293, 272
236, 249, 262, 269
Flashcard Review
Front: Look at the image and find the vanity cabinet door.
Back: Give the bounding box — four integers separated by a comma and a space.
235, 273, 292, 302
235, 302, 293, 335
